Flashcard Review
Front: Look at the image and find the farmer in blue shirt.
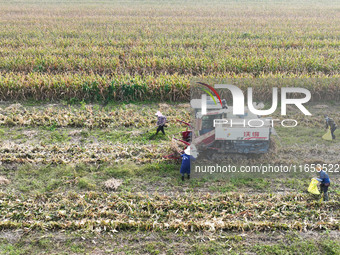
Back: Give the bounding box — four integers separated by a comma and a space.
314, 166, 331, 201
178, 145, 198, 181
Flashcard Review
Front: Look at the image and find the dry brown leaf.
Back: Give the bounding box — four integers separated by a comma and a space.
0, 176, 10, 185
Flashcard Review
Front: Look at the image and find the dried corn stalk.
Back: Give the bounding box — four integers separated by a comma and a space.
104, 178, 123, 191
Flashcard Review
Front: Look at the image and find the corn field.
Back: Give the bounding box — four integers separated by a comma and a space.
0, 1, 339, 253
0, 1, 339, 102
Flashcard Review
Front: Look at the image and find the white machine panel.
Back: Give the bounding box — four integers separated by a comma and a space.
215, 127, 270, 140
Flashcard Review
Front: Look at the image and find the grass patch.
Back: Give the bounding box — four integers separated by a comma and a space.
0, 162, 180, 195
1, 162, 338, 196
251, 236, 340, 255
1, 230, 337, 255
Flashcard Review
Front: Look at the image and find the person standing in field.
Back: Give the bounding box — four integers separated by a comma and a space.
324, 115, 337, 140
155, 111, 167, 135
178, 145, 198, 181
314, 166, 331, 201
179, 147, 191, 181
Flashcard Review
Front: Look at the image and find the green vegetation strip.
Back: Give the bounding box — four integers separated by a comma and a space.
0, 192, 338, 232
0, 74, 339, 102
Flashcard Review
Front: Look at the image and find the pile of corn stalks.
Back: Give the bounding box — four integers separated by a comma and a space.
0, 104, 190, 129
0, 104, 339, 129
0, 192, 338, 232
0, 141, 166, 164
0, 139, 339, 166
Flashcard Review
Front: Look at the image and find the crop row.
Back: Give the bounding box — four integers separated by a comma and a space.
0, 141, 166, 164
0, 142, 337, 165
0, 192, 338, 232
1, 3, 339, 77
0, 49, 338, 75
0, 102, 338, 129
0, 103, 190, 128
0, 73, 339, 102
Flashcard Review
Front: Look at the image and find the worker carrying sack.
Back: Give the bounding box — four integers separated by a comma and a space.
322, 127, 332, 141
308, 179, 320, 195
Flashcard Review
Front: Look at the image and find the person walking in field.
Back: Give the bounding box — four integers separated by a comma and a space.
155, 111, 167, 135
324, 115, 337, 140
314, 165, 331, 201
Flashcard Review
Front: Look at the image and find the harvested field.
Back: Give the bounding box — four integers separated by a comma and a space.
0, 1, 339, 254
